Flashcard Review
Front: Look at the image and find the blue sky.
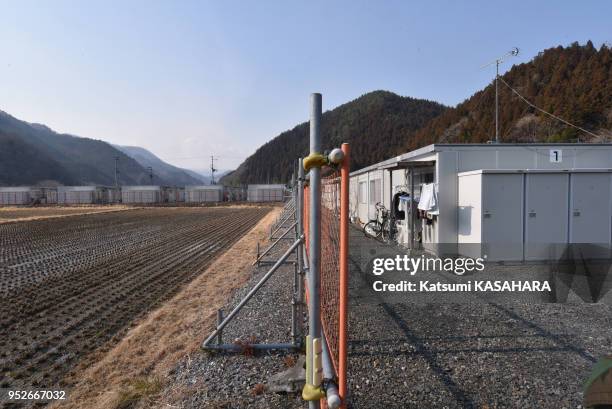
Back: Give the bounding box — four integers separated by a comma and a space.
1, 1, 610, 172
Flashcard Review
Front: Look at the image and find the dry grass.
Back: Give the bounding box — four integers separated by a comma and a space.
116, 376, 163, 409
52, 206, 280, 409
250, 383, 267, 396
283, 355, 297, 368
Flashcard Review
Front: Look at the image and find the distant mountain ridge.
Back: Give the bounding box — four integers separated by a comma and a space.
405, 41, 612, 150
0, 110, 200, 187
222, 41, 612, 185
221, 91, 448, 185
114, 145, 204, 186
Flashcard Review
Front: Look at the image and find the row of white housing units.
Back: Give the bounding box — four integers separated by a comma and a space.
0, 184, 286, 206
350, 143, 612, 262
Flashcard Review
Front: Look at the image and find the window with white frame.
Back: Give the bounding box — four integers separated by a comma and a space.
358, 182, 367, 204
369, 179, 381, 205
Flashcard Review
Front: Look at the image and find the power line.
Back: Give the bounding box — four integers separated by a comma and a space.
498, 76, 604, 140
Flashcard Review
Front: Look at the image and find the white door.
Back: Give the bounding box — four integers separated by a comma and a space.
482, 174, 524, 261
524, 173, 569, 261
569, 173, 611, 258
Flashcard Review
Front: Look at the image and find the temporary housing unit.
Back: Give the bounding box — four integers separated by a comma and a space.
30, 187, 58, 204
350, 143, 612, 261
247, 184, 285, 202
225, 186, 247, 201
162, 187, 185, 203
107, 187, 121, 204
0, 187, 33, 205
185, 185, 224, 203
121, 185, 162, 204
57, 186, 110, 204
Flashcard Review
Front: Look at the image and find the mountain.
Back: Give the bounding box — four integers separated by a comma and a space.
0, 110, 196, 186
114, 145, 203, 186
222, 41, 612, 185
183, 169, 209, 183
221, 91, 448, 185
405, 41, 612, 149
0, 130, 75, 186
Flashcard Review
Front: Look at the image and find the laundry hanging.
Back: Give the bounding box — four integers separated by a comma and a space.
417, 183, 437, 212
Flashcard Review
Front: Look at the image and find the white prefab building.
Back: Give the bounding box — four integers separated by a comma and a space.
57, 186, 109, 204
121, 185, 162, 204
162, 187, 185, 203
31, 187, 58, 205
0, 187, 58, 205
107, 187, 121, 204
185, 185, 224, 203
226, 186, 246, 201
350, 143, 612, 261
0, 187, 32, 205
247, 184, 285, 202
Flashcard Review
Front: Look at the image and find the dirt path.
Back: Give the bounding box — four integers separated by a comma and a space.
52, 207, 280, 409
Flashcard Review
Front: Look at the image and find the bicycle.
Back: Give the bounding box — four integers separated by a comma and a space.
363, 202, 397, 243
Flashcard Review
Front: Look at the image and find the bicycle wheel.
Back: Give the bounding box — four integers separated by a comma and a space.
381, 219, 392, 243
363, 221, 382, 239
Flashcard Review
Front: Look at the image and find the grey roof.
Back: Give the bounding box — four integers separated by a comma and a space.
350, 143, 612, 177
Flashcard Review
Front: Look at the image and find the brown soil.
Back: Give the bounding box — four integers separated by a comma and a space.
0, 207, 272, 407
49, 206, 281, 409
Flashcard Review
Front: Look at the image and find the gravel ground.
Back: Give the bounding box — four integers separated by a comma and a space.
160, 222, 305, 409
161, 225, 612, 409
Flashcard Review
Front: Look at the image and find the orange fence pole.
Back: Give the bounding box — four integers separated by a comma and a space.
339, 143, 350, 407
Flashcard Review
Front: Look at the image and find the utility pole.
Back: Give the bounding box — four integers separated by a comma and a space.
147, 166, 154, 185
495, 60, 499, 143
210, 155, 218, 185
114, 156, 120, 187
482, 47, 519, 143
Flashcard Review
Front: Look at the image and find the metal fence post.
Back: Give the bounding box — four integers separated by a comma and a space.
305, 93, 322, 408
297, 158, 305, 337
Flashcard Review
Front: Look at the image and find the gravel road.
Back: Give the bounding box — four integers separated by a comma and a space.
162, 225, 612, 409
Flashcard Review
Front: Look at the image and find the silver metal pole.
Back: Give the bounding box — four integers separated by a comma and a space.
495, 60, 499, 143
253, 221, 298, 265
297, 158, 305, 336
270, 211, 295, 238
410, 168, 415, 250
205, 342, 296, 352
309, 93, 322, 409
321, 334, 341, 409
291, 262, 298, 346
291, 167, 299, 346
216, 309, 223, 344
202, 236, 304, 348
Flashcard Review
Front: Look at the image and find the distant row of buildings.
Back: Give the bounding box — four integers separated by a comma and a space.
0, 184, 285, 206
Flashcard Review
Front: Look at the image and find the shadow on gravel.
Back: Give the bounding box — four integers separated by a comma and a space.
346, 225, 606, 408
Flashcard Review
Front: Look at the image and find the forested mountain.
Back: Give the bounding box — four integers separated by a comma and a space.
223, 42, 612, 185
0, 111, 196, 186
221, 92, 448, 185
406, 41, 612, 149
114, 145, 204, 186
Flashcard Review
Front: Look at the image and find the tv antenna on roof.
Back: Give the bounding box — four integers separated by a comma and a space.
481, 47, 519, 144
